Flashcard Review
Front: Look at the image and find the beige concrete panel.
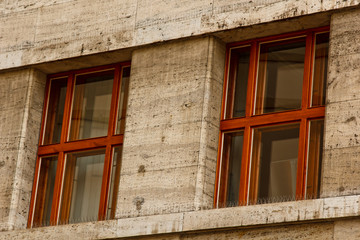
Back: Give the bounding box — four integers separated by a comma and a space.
1, 0, 359, 70
0, 213, 184, 240
24, 0, 135, 63
134, 0, 212, 44
116, 166, 197, 218
0, 69, 46, 230
118, 37, 224, 217
182, 222, 333, 240
183, 199, 324, 231
321, 147, 360, 197
0, 0, 73, 15
327, 53, 360, 104
326, 8, 360, 104
334, 219, 360, 240
324, 100, 360, 150
3, 195, 360, 239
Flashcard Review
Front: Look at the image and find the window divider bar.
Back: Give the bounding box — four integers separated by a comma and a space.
238, 126, 252, 205
302, 34, 315, 110
37, 135, 124, 156
108, 65, 121, 137
245, 42, 259, 117
220, 107, 325, 131
295, 118, 309, 200
60, 74, 75, 144
98, 145, 113, 220
50, 151, 65, 225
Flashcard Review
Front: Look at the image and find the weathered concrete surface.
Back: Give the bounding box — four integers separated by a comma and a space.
321, 7, 360, 198
116, 36, 225, 218
0, 69, 46, 230
0, 0, 359, 70
334, 219, 360, 240
0, 195, 359, 239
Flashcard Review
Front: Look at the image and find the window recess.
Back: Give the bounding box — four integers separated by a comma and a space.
215, 27, 329, 207
28, 63, 130, 227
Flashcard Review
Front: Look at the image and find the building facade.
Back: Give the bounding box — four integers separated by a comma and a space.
0, 0, 360, 239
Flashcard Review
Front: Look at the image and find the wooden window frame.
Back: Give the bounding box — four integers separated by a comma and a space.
215, 27, 329, 208
28, 62, 130, 227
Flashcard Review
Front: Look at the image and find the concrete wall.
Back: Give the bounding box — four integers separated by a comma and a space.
117, 36, 225, 218
0, 0, 359, 71
321, 7, 360, 197
1, 0, 360, 239
0, 69, 46, 230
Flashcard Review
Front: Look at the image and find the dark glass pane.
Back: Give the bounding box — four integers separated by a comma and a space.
33, 155, 58, 227
69, 70, 114, 141
116, 67, 130, 134
221, 131, 244, 207
106, 146, 122, 219
251, 124, 300, 204
60, 149, 105, 224
43, 78, 67, 145
312, 33, 329, 107
255, 39, 306, 114
226, 47, 250, 118
306, 119, 324, 199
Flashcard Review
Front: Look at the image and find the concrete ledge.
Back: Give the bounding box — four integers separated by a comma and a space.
1, 195, 360, 239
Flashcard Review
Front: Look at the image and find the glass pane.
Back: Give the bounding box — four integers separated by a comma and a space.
69, 70, 114, 141
220, 131, 244, 207
106, 146, 122, 219
60, 149, 105, 224
250, 123, 300, 204
255, 39, 306, 114
312, 33, 329, 107
43, 78, 67, 145
116, 67, 130, 134
226, 47, 251, 118
33, 156, 58, 227
306, 119, 324, 199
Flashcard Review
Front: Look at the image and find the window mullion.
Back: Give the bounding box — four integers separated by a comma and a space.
302, 33, 315, 110
98, 145, 113, 220
245, 42, 259, 117
60, 74, 75, 144
295, 118, 309, 200
238, 126, 252, 205
108, 65, 121, 137
50, 151, 65, 225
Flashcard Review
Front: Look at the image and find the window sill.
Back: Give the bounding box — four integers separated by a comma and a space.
2, 195, 360, 239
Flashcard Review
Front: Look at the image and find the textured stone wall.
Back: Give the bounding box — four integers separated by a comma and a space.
321, 7, 360, 198
0, 0, 359, 70
0, 69, 46, 230
116, 36, 225, 218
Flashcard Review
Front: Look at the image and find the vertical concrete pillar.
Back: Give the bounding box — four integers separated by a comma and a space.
321, 8, 360, 197
116, 36, 225, 218
0, 69, 46, 230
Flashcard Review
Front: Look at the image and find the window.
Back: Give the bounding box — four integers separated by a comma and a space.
28, 63, 130, 227
215, 27, 329, 207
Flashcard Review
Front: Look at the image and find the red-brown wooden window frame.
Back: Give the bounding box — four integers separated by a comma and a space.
214, 26, 329, 208
28, 62, 130, 227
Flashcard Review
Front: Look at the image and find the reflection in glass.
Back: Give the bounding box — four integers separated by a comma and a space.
43, 78, 67, 145
250, 124, 300, 203
106, 146, 122, 219
116, 67, 130, 134
33, 156, 58, 227
69, 70, 114, 141
221, 131, 244, 207
255, 39, 306, 114
306, 119, 324, 199
226, 47, 251, 118
312, 33, 329, 107
60, 149, 105, 224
